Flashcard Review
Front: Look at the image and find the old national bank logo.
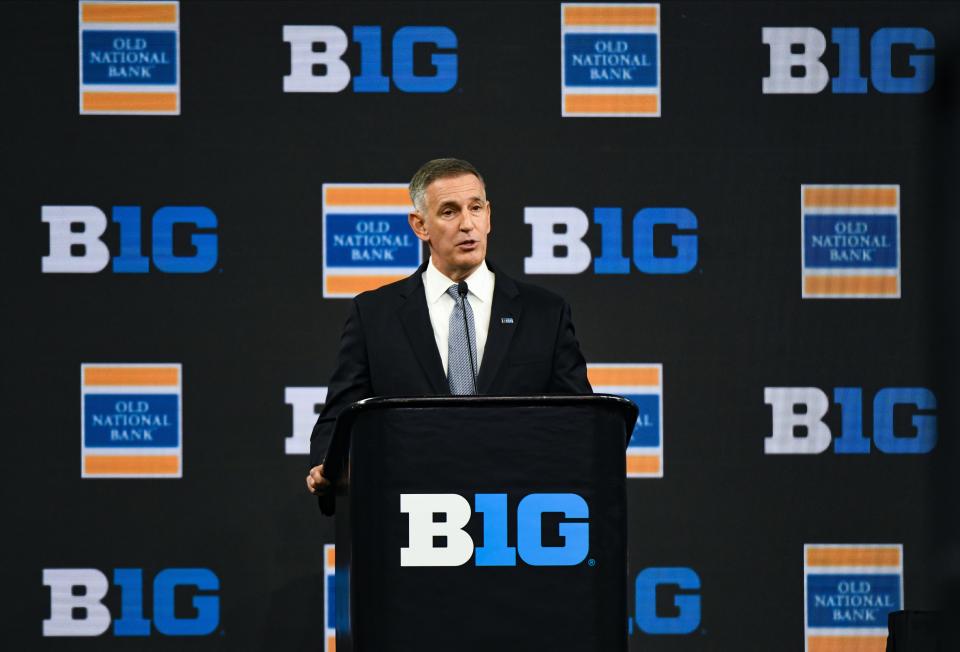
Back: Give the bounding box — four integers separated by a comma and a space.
561, 3, 661, 117
324, 545, 335, 652
801, 185, 901, 299
804, 544, 903, 652
81, 364, 182, 478
588, 364, 663, 477
79, 2, 180, 115
322, 184, 422, 298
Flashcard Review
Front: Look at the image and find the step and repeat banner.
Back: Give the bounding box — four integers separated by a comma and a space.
4, 1, 959, 650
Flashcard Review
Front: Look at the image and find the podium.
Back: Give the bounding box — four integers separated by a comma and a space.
322, 395, 637, 652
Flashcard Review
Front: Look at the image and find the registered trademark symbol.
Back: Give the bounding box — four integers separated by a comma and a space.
588, 558, 596, 567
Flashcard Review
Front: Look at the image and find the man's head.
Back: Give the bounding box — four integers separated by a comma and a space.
408, 158, 491, 282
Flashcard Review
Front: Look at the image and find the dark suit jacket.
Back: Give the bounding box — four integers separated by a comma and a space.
308, 260, 591, 466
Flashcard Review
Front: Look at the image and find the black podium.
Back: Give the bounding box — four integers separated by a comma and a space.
322, 395, 637, 652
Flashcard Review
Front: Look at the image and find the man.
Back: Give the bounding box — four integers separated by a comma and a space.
306, 158, 590, 497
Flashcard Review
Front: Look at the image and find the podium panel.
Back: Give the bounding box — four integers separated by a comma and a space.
325, 396, 636, 652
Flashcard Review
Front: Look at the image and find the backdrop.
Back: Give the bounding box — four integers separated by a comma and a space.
4, 1, 959, 650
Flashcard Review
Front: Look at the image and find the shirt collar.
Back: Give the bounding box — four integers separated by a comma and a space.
423, 258, 494, 305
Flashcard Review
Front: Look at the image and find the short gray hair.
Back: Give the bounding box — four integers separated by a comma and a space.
409, 158, 485, 214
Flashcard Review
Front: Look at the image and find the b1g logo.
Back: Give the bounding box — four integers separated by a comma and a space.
400, 493, 589, 567
43, 568, 219, 637
630, 567, 701, 635
525, 207, 697, 275
763, 27, 934, 94
42, 205, 218, 273
764, 387, 936, 454
284, 25, 457, 93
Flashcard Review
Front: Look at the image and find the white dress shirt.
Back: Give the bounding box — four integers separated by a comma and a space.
422, 258, 495, 375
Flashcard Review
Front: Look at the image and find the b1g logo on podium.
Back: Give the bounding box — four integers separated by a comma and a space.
801, 185, 900, 299
763, 27, 934, 94
764, 387, 936, 455
322, 184, 422, 298
588, 364, 663, 477
79, 1, 180, 114
400, 493, 589, 567
561, 3, 661, 117
804, 545, 903, 652
41, 205, 218, 274
284, 24, 457, 93
81, 364, 183, 478
525, 206, 698, 275
43, 567, 219, 637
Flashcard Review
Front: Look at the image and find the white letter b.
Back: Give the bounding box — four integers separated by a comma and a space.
400, 494, 474, 567
762, 27, 829, 94
283, 26, 351, 93
764, 387, 832, 454
43, 569, 111, 637
42, 206, 110, 273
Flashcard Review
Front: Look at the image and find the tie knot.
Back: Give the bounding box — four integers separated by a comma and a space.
446, 284, 463, 301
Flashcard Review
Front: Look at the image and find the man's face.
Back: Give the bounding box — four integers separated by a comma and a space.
409, 173, 491, 281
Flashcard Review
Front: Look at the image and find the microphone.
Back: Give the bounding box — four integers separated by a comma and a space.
457, 280, 479, 395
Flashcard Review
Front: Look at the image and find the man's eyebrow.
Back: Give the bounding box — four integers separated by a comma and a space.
435, 195, 486, 212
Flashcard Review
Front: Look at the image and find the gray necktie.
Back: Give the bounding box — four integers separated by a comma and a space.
446, 283, 478, 395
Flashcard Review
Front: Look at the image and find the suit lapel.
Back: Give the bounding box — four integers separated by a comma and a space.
477, 265, 521, 394
398, 264, 447, 394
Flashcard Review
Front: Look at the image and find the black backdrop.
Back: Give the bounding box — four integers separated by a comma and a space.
3, 1, 959, 650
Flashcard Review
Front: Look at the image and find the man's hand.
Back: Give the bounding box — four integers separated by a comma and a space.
306, 464, 331, 496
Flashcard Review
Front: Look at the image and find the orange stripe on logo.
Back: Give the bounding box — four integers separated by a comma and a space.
627, 455, 660, 475
326, 546, 336, 568
82, 3, 177, 23
84, 366, 179, 386
804, 275, 898, 296
807, 547, 901, 567
563, 5, 657, 26
83, 92, 178, 112
325, 187, 411, 207
807, 636, 887, 652
326, 635, 336, 652
565, 94, 658, 114
325, 274, 407, 296
588, 366, 660, 387
803, 187, 897, 208
85, 455, 180, 475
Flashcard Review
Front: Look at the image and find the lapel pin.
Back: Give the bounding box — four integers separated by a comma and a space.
500, 316, 515, 324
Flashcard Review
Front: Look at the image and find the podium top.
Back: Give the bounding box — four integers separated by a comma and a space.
318, 394, 637, 516
323, 394, 637, 472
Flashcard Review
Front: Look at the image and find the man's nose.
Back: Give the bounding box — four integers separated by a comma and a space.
459, 209, 475, 230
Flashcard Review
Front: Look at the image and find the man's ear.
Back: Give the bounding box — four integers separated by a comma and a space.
408, 211, 430, 242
